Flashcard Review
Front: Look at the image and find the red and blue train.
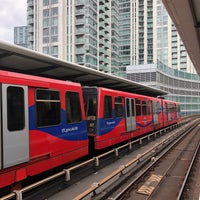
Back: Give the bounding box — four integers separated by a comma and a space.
0, 70, 180, 191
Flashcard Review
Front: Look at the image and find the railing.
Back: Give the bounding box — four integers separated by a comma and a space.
1, 122, 186, 200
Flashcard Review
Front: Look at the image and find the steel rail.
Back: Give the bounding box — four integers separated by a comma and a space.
73, 120, 197, 200
113, 120, 200, 200
0, 121, 186, 200
177, 142, 200, 200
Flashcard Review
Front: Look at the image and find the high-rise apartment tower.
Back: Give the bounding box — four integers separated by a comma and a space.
27, 0, 195, 75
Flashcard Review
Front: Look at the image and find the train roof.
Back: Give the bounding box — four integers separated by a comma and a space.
0, 41, 167, 97
94, 86, 158, 100
0, 70, 81, 88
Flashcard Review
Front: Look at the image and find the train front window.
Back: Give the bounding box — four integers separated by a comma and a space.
84, 95, 97, 120
83, 87, 98, 134
84, 94, 97, 134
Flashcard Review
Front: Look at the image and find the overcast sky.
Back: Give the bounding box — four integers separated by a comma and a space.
0, 0, 27, 43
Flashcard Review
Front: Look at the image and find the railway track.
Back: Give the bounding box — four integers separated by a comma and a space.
178, 139, 200, 199
126, 120, 200, 200
0, 118, 194, 200
74, 118, 199, 200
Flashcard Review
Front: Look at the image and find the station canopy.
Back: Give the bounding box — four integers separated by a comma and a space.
0, 41, 166, 97
162, 0, 200, 75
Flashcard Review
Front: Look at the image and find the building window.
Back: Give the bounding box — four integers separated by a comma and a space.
43, 37, 49, 43
43, 46, 49, 54
51, 46, 58, 55
43, 0, 49, 6
43, 18, 49, 27
51, 0, 58, 4
43, 9, 49, 17
51, 7, 58, 16
51, 17, 58, 26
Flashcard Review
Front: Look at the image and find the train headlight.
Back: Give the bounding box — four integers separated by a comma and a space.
89, 122, 95, 127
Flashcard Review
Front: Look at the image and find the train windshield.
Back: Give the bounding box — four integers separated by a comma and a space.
84, 94, 97, 120
83, 87, 98, 135
83, 87, 98, 121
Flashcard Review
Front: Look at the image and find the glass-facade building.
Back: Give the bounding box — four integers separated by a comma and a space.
14, 26, 28, 48
27, 0, 137, 75
156, 0, 194, 73
27, 0, 195, 74
127, 61, 200, 116
26, 0, 199, 116
27, 0, 115, 74
130, 0, 195, 73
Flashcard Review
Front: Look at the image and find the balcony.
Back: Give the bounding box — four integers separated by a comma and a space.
76, 48, 85, 54
76, 0, 84, 6
76, 18, 85, 25
75, 9, 84, 16
76, 38, 85, 44
28, 18, 34, 24
76, 28, 85, 35
28, 26, 34, 32
28, 9, 34, 16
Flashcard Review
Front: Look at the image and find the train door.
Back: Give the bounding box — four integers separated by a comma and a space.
0, 84, 29, 169
125, 98, 136, 132
166, 103, 171, 121
153, 101, 158, 125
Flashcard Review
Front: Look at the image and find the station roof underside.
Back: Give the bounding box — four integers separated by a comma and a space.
0, 41, 166, 97
162, 0, 200, 75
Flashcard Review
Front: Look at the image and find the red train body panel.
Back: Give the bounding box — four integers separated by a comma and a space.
162, 99, 181, 127
83, 87, 180, 150
0, 70, 180, 191
0, 71, 88, 189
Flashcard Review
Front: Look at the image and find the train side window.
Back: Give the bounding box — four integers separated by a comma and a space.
172, 104, 175, 113
7, 86, 25, 131
104, 96, 112, 119
136, 99, 141, 116
166, 103, 170, 113
126, 99, 130, 117
168, 104, 171, 113
66, 91, 82, 123
115, 97, 123, 118
36, 89, 61, 127
142, 100, 147, 115
171, 104, 174, 113
152, 101, 156, 114
131, 99, 135, 116
147, 101, 152, 115
165, 103, 168, 113
177, 105, 180, 112
157, 102, 161, 114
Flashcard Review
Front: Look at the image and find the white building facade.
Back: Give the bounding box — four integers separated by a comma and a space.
27, 0, 196, 74
27, 0, 115, 73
